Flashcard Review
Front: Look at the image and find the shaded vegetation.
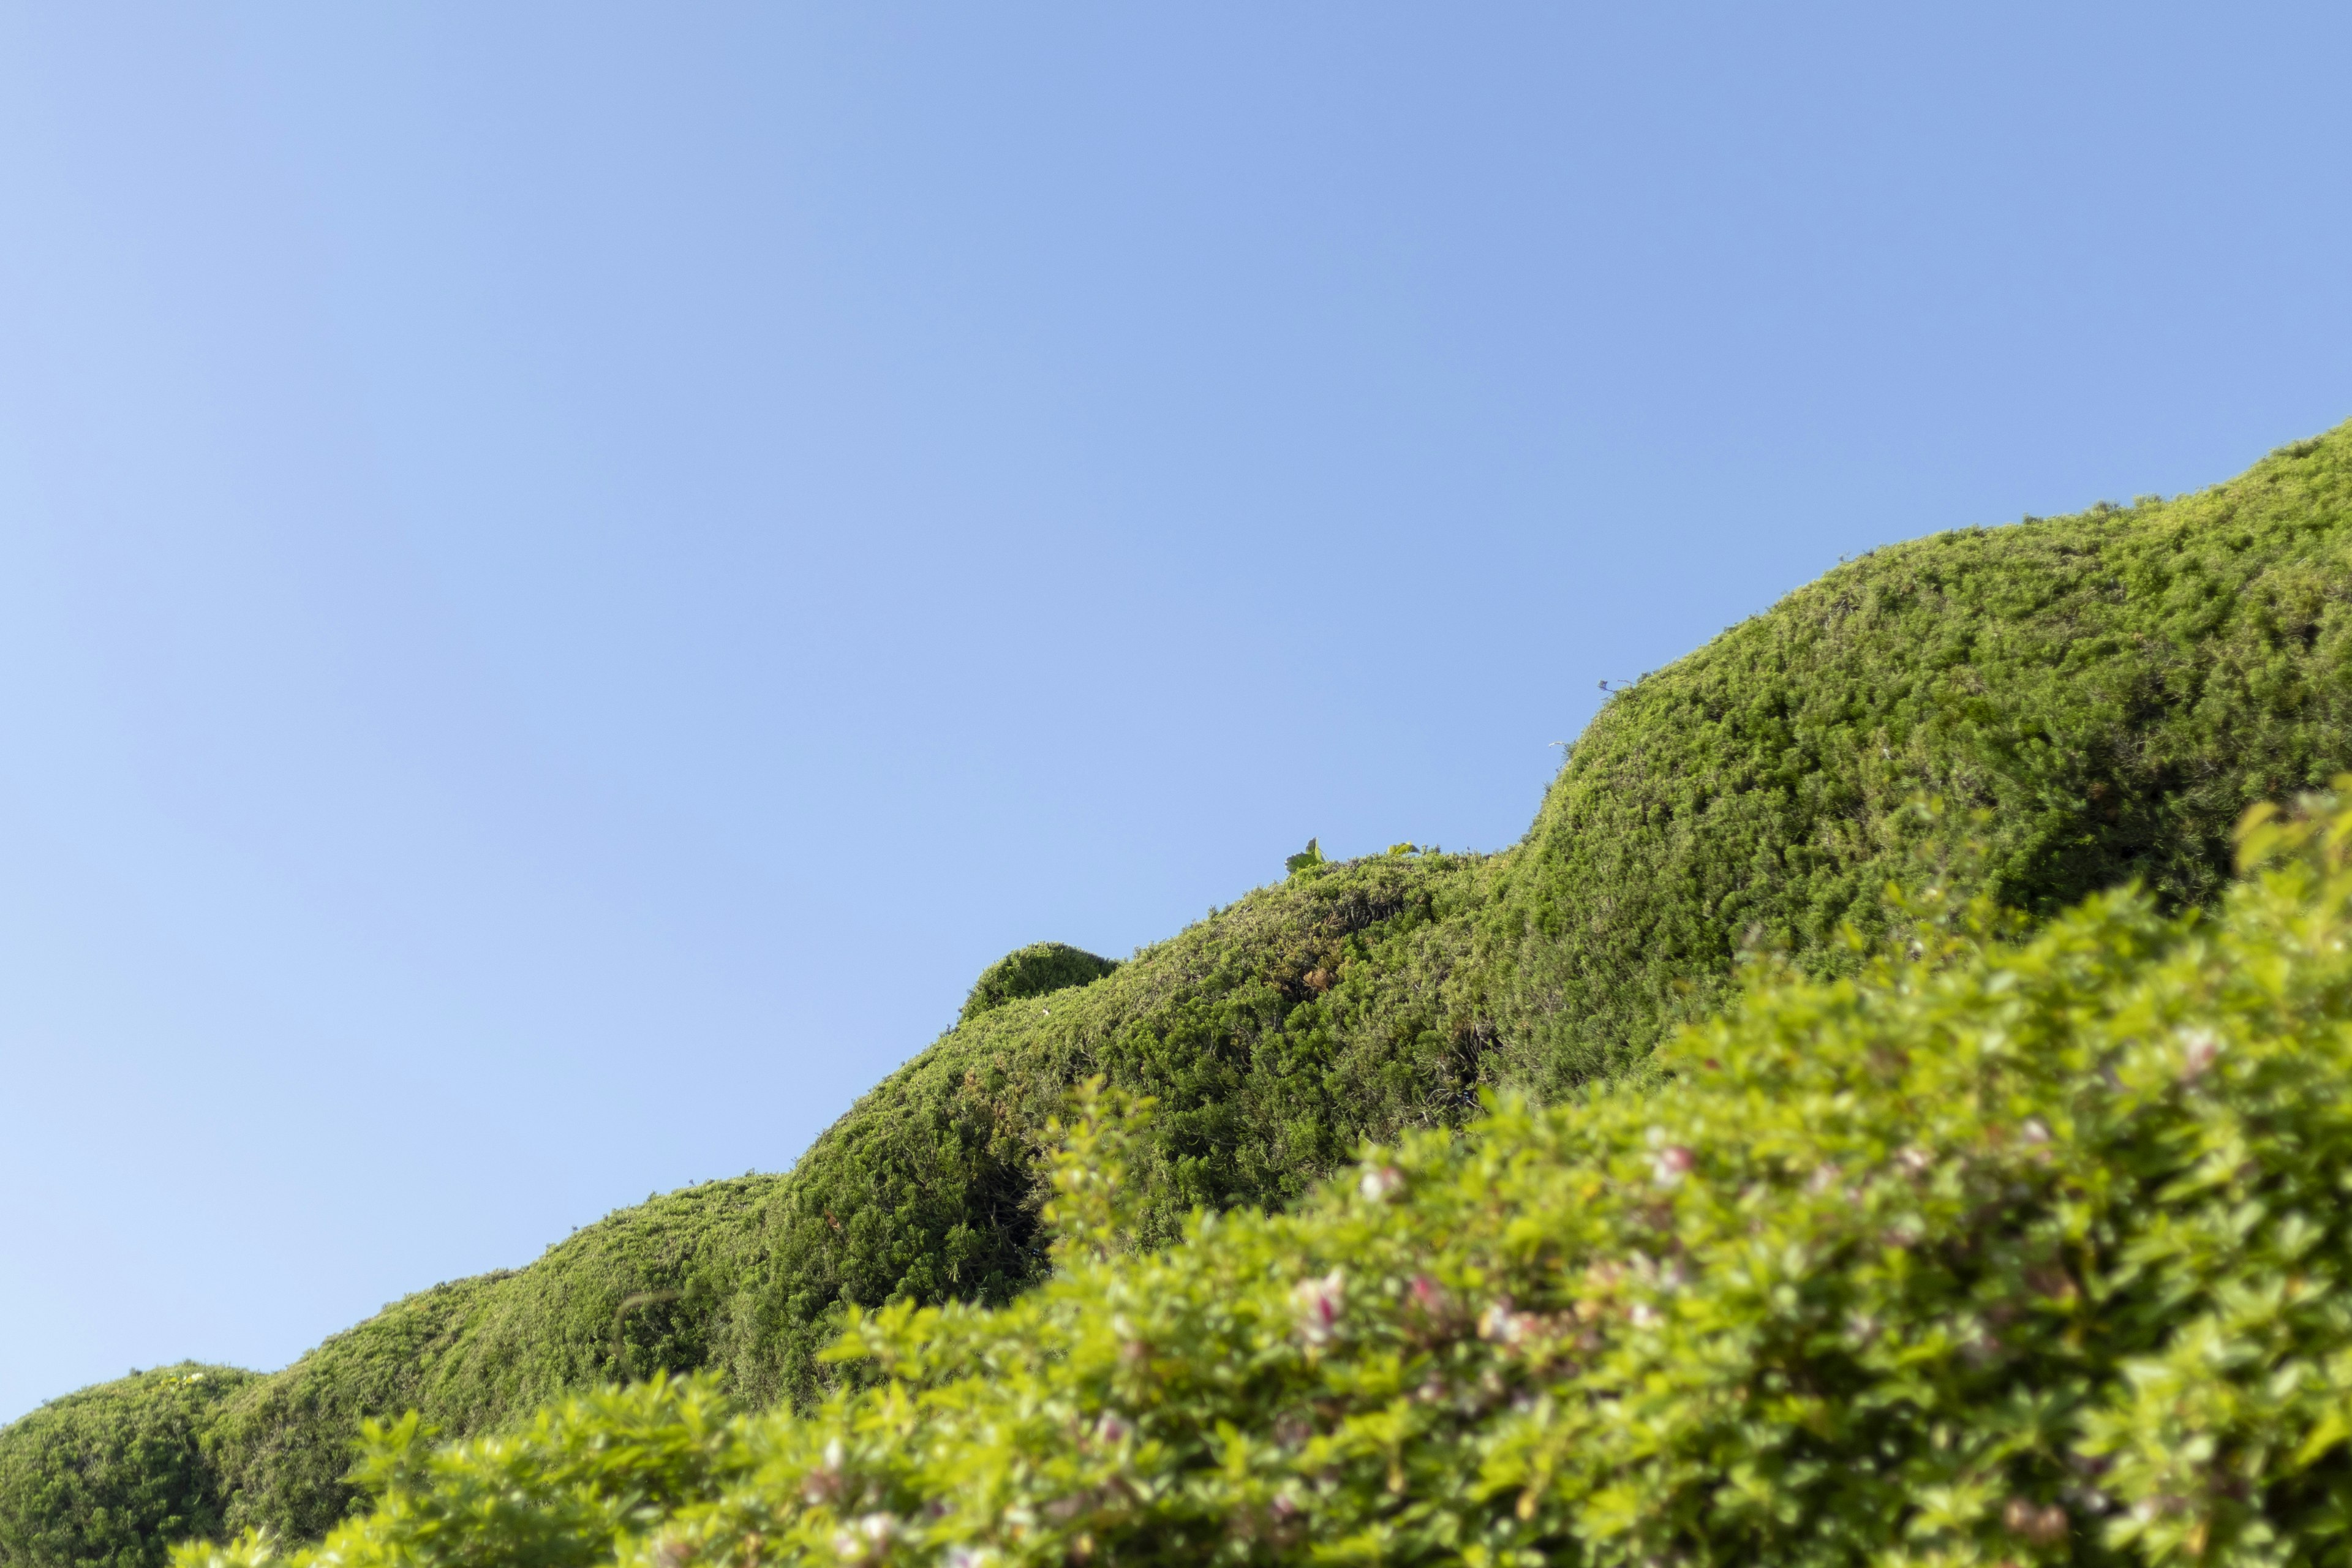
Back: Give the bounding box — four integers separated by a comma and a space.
183, 790, 2352, 1568
8, 425, 2352, 1559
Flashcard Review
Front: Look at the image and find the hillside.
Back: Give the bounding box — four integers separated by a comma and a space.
178, 786, 2352, 1568
6, 424, 2351, 1564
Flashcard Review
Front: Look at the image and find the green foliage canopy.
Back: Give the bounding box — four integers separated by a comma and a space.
1486, 430, 2352, 1090
956, 944, 1120, 1027
11, 425, 2352, 1555
181, 789, 2352, 1568
0, 1367, 254, 1568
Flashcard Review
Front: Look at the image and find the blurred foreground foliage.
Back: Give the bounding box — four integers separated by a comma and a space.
178, 788, 2352, 1568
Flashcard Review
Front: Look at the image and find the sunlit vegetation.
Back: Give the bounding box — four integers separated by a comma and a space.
6, 425, 2351, 1564
0, 1368, 254, 1568
184, 790, 2352, 1568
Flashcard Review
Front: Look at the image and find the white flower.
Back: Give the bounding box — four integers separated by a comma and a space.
832, 1515, 899, 1564
1359, 1165, 1404, 1202
1292, 1269, 1346, 1344
2179, 1027, 2223, 1080
1478, 1302, 1528, 1344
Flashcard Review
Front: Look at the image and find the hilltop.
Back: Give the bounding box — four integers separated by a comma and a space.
6, 424, 2351, 1564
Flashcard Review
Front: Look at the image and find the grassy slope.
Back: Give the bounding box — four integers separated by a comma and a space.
7, 424, 2351, 1559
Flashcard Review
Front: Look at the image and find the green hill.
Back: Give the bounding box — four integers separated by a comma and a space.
170, 787, 2352, 1568
6, 424, 2351, 1565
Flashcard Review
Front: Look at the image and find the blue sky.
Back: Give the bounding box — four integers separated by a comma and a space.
1, 4, 2347, 1420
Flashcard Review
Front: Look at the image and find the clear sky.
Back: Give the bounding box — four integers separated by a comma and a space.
2, 4, 2348, 1421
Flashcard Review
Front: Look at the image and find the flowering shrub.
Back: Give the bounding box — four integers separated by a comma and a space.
182, 791, 2352, 1568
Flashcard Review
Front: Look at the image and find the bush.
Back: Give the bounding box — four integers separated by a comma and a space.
0, 1366, 254, 1568
180, 790, 2352, 1568
23, 424, 2352, 1551
956, 944, 1120, 1027
1486, 426, 2352, 1091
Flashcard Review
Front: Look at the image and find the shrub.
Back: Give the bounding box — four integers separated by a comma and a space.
23, 424, 2352, 1550
956, 944, 1120, 1027
0, 1366, 254, 1568
180, 790, 2352, 1568
1487, 424, 2352, 1091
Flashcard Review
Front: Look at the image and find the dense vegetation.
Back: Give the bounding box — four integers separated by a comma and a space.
1486, 431, 2352, 1093
0, 1368, 254, 1568
7, 424, 2351, 1563
181, 788, 2352, 1568
957, 943, 1121, 1026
